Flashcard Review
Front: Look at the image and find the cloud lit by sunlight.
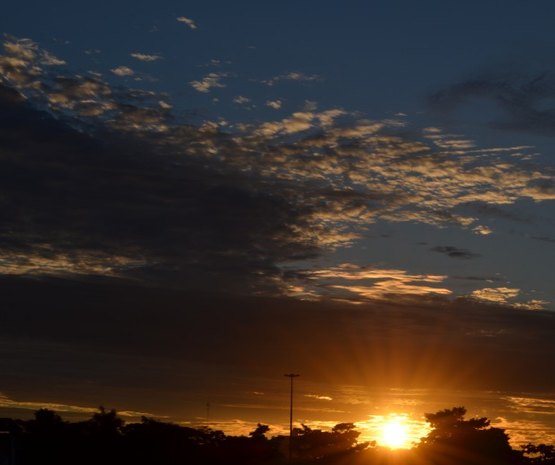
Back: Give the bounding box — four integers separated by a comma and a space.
0, 392, 157, 419
292, 263, 452, 301
0, 34, 553, 307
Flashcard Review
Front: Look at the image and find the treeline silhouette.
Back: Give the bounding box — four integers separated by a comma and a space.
0, 406, 553, 465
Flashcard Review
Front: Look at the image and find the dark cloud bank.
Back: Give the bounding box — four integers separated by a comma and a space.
0, 83, 320, 294
430, 246, 481, 259
1, 275, 555, 408
430, 68, 555, 138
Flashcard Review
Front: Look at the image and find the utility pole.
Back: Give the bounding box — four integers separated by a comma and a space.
284, 373, 300, 463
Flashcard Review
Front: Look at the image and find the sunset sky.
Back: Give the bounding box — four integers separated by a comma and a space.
1, 0, 554, 449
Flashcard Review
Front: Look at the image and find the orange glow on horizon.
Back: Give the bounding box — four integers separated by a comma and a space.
357, 413, 430, 449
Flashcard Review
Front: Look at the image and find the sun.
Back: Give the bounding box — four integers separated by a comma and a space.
379, 416, 410, 449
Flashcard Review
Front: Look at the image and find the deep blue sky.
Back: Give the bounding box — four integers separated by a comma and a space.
7, 0, 555, 118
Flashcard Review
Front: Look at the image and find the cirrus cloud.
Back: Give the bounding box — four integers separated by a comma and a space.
177, 16, 197, 30
130, 52, 162, 62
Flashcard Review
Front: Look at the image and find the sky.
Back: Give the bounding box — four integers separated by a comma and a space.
1, 0, 555, 448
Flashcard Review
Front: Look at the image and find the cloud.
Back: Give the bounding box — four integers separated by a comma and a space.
430, 246, 481, 259
1, 275, 555, 405
454, 275, 502, 283
0, 392, 157, 419
469, 288, 549, 311
429, 69, 555, 137
266, 99, 282, 109
233, 95, 250, 105
464, 202, 529, 223
177, 16, 198, 30
531, 235, 555, 243
261, 72, 322, 86
513, 300, 549, 311
111, 66, 134, 77
45, 75, 114, 115
0, 37, 554, 300
465, 328, 509, 338
473, 225, 493, 235
470, 287, 520, 304
130, 52, 162, 62
494, 416, 555, 447
255, 109, 345, 137
42, 50, 66, 66
330, 283, 452, 300
189, 72, 227, 92
1, 36, 65, 66
522, 180, 555, 200
291, 263, 452, 302
0, 79, 321, 292
505, 396, 555, 415
0, 37, 64, 88
0, 249, 143, 278
256, 111, 315, 136
3, 37, 38, 60
305, 394, 333, 401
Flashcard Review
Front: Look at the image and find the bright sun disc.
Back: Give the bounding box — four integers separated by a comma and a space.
380, 416, 409, 449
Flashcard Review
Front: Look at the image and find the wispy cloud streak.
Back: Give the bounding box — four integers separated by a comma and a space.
176, 16, 197, 30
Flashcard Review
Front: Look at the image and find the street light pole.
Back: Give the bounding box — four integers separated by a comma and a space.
284, 373, 300, 463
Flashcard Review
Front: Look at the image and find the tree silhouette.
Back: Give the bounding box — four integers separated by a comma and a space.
21, 408, 71, 464
274, 422, 366, 460
3, 405, 554, 465
123, 416, 223, 465
249, 423, 270, 439
522, 443, 555, 465
90, 406, 124, 436
417, 407, 522, 465
29, 409, 64, 431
